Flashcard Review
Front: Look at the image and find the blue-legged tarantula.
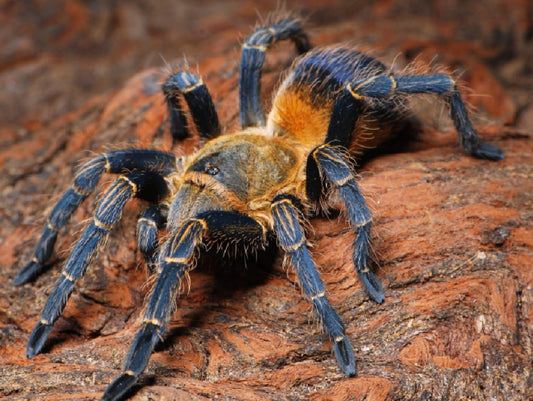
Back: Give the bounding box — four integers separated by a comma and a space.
14, 17, 503, 401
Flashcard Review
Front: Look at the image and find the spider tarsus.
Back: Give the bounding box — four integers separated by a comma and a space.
333, 336, 357, 377
12, 260, 42, 286
358, 271, 385, 304
101, 373, 137, 401
101, 320, 163, 400
26, 321, 53, 358
471, 141, 504, 161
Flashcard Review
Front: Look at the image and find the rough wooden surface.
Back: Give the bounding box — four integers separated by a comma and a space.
1, 1, 532, 400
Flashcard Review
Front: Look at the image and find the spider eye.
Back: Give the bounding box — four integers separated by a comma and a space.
205, 165, 219, 176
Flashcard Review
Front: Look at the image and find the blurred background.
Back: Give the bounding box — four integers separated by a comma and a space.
1, 0, 531, 131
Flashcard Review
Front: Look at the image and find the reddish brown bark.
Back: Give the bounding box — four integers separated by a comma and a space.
1, 1, 532, 400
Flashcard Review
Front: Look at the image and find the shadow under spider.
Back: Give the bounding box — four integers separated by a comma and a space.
155, 241, 280, 354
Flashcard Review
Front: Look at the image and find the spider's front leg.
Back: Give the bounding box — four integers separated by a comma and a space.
102, 211, 266, 401
271, 194, 356, 376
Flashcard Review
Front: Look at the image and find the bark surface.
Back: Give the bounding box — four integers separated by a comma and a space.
1, 1, 532, 400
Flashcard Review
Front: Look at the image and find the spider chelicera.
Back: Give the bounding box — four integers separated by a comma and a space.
13, 17, 503, 401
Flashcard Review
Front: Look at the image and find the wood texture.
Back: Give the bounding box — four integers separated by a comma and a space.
1, 1, 532, 400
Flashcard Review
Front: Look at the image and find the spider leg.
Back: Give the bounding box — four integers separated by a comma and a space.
137, 204, 169, 273
303, 77, 369, 201
271, 194, 356, 377
301, 78, 382, 302
102, 219, 205, 401
102, 211, 266, 401
163, 71, 221, 141
312, 145, 384, 304
240, 18, 311, 128
26, 170, 170, 359
13, 149, 177, 286
349, 74, 504, 160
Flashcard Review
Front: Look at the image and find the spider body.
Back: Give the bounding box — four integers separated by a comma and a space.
14, 17, 503, 401
171, 132, 302, 224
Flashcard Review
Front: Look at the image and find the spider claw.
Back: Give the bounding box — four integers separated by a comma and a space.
471, 141, 504, 161
26, 321, 53, 358
333, 335, 357, 377
358, 270, 385, 304
12, 260, 43, 286
101, 373, 138, 401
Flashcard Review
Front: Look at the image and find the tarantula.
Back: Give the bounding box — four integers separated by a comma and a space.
14, 17, 503, 401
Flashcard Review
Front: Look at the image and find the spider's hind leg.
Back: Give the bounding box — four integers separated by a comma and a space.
239, 17, 311, 128
350, 73, 504, 160
163, 71, 221, 141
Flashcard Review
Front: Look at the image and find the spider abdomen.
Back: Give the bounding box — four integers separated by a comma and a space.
268, 47, 404, 153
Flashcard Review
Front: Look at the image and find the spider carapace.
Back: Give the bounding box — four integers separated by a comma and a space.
13, 17, 503, 401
